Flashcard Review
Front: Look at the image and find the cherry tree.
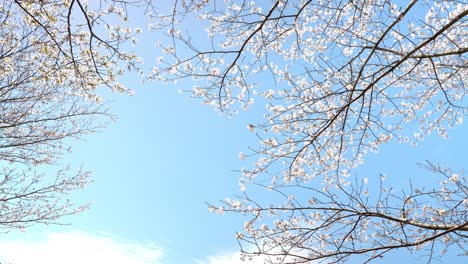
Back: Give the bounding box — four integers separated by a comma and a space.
152, 0, 467, 263
0, 0, 151, 231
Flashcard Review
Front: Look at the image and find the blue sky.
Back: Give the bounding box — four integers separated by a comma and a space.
0, 68, 466, 263
0, 81, 258, 263
0, 2, 467, 263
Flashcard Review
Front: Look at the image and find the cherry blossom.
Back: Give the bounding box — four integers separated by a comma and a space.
0, 0, 150, 230
153, 0, 467, 262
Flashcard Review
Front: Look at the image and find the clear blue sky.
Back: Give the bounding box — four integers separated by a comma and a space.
0, 2, 467, 263
0, 67, 466, 264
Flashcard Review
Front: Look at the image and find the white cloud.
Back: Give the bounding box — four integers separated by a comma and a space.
0, 230, 164, 264
197, 248, 312, 264
195, 250, 266, 264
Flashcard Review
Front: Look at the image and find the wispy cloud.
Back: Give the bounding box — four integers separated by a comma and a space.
197, 247, 311, 264
195, 249, 266, 264
0, 230, 163, 264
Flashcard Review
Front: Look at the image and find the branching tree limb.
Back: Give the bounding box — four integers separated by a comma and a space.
155, 0, 467, 262
0, 0, 152, 230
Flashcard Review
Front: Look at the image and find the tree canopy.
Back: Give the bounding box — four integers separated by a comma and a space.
153, 0, 467, 263
0, 0, 146, 231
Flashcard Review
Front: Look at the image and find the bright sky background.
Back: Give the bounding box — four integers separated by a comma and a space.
0, 72, 466, 264
0, 2, 467, 264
